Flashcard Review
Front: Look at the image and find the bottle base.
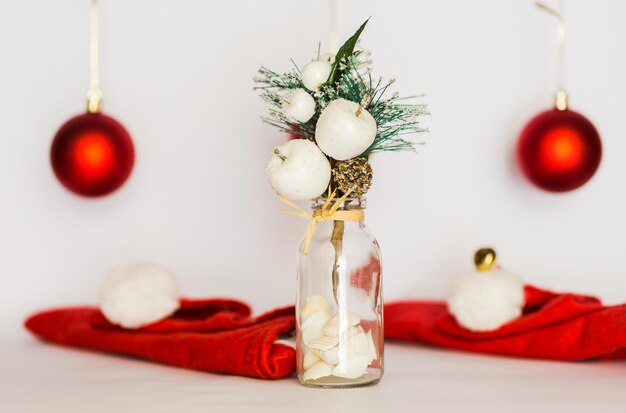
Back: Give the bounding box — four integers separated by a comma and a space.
298, 370, 382, 389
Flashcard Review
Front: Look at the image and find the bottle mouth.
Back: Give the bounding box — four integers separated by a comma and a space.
311, 196, 366, 211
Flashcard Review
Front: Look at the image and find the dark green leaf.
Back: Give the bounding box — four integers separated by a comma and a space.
324, 18, 370, 86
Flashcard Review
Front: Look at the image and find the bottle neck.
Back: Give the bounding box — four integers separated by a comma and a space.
311, 197, 367, 211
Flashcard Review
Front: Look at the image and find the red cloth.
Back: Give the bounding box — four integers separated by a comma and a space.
25, 285, 626, 380
385, 285, 626, 361
25, 299, 296, 379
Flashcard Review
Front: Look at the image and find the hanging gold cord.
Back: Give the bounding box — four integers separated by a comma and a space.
87, 0, 102, 113
535, 1, 568, 111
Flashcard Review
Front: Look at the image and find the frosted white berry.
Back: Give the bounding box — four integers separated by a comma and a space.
315, 98, 377, 160
283, 88, 316, 123
318, 53, 335, 64
265, 139, 331, 201
99, 263, 180, 329
447, 268, 524, 332
301, 60, 332, 91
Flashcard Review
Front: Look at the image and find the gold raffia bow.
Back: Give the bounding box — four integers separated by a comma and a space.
279, 189, 365, 255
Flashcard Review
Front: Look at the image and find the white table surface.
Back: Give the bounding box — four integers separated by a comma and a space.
2, 337, 625, 413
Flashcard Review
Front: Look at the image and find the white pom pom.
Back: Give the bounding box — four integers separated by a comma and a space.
99, 263, 180, 329
300, 60, 332, 91
448, 268, 524, 332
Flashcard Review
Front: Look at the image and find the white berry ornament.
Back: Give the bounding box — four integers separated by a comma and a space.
99, 262, 180, 329
448, 248, 524, 332
318, 53, 335, 64
265, 139, 331, 201
315, 97, 377, 160
300, 59, 332, 91
282, 88, 316, 123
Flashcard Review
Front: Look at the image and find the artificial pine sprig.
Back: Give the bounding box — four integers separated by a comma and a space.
254, 66, 317, 140
253, 19, 427, 155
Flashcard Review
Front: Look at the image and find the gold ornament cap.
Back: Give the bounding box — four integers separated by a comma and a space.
474, 248, 497, 272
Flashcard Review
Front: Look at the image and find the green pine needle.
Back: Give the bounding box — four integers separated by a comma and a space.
253, 22, 428, 156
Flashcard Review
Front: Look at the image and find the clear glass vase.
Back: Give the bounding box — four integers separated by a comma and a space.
296, 197, 383, 388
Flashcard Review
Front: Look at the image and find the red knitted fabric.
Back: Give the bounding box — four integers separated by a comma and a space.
25, 285, 626, 380
385, 286, 626, 360
25, 299, 296, 379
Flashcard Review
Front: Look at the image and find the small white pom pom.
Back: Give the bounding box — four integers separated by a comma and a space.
448, 248, 524, 332
99, 263, 180, 329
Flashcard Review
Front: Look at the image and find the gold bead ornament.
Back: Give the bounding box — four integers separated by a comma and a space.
474, 248, 497, 272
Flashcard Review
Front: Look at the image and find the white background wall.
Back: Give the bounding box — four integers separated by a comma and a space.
1, 0, 625, 338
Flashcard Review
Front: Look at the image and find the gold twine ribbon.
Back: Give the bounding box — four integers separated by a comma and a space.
279, 189, 364, 255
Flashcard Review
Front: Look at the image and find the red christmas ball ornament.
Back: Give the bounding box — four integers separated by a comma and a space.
50, 0, 135, 197
517, 3, 603, 192
51, 112, 135, 197
517, 94, 602, 192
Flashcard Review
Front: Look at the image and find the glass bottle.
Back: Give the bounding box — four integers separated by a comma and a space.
296, 197, 383, 388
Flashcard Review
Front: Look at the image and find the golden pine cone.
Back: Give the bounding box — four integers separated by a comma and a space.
332, 157, 373, 197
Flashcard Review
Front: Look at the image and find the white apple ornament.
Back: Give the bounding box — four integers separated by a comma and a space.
283, 89, 316, 123
318, 53, 335, 64
315, 98, 377, 160
265, 139, 331, 201
300, 60, 332, 91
